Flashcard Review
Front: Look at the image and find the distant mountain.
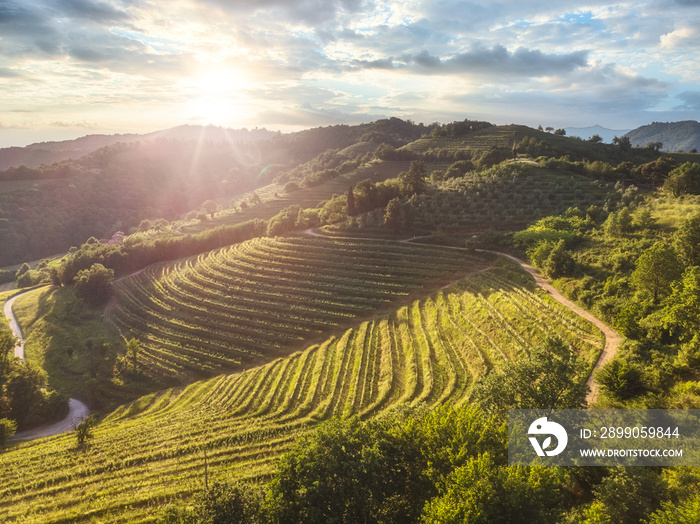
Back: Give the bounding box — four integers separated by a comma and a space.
0, 125, 275, 170
564, 125, 631, 143
624, 121, 700, 152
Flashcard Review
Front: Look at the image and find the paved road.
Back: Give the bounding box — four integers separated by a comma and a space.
4, 295, 25, 359
4, 290, 90, 440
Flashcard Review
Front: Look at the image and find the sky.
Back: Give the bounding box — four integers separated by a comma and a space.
0, 0, 699, 147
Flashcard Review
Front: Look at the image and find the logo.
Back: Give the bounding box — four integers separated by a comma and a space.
528, 417, 568, 457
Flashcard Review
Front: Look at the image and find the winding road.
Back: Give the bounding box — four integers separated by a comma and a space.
304, 229, 620, 403
4, 289, 89, 441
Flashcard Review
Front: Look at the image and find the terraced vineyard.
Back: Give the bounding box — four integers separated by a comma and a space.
0, 260, 603, 523
108, 235, 490, 381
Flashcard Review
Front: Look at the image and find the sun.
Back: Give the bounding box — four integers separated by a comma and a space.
181, 66, 251, 126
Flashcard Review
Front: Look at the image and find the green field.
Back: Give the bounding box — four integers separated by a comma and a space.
107, 235, 491, 382
0, 258, 602, 523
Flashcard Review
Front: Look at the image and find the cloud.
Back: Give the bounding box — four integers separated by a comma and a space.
0, 67, 22, 78
660, 26, 699, 48
191, 0, 367, 25
348, 44, 588, 78
49, 0, 131, 23
677, 91, 700, 109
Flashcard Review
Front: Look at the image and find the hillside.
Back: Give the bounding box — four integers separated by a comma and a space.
0, 126, 276, 170
0, 256, 602, 522
625, 120, 700, 152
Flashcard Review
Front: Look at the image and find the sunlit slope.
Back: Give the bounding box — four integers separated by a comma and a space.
0, 261, 603, 523
108, 235, 490, 381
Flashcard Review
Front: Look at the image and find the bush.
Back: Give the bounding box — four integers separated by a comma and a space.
0, 418, 17, 447
74, 263, 114, 305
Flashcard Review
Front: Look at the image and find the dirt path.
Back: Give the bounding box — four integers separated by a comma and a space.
302, 229, 620, 404
475, 250, 622, 404
3, 290, 90, 440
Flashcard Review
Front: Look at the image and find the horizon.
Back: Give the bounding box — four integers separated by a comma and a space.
1, 1, 699, 148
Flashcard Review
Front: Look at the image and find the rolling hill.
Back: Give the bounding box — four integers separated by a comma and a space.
624, 120, 700, 152
0, 254, 602, 522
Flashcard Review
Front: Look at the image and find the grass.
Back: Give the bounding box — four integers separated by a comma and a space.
0, 258, 603, 523
10, 286, 152, 409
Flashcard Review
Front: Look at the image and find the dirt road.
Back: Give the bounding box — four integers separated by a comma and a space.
302, 230, 620, 403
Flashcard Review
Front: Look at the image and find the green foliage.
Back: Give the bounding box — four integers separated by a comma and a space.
75, 413, 96, 447
266, 406, 505, 524
60, 219, 266, 283
266, 205, 301, 236
421, 453, 561, 524
541, 239, 576, 279
472, 336, 588, 415
630, 242, 682, 303
663, 162, 700, 197
174, 482, 264, 524
592, 467, 666, 524
594, 358, 645, 400
0, 417, 16, 447
383, 197, 403, 233
74, 263, 115, 305
648, 493, 700, 524
265, 415, 431, 524
672, 212, 700, 267
662, 266, 700, 341
1, 361, 67, 429
399, 160, 427, 196
0, 328, 17, 387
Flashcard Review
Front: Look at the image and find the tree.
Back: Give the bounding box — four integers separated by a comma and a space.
663, 162, 700, 197
75, 414, 96, 447
421, 453, 561, 524
266, 416, 433, 524
612, 136, 632, 151
384, 197, 403, 234
595, 358, 644, 400
399, 160, 426, 196
0, 329, 17, 387
73, 263, 115, 305
127, 338, 141, 370
554, 128, 566, 136
542, 239, 576, 279
589, 134, 603, 144
673, 213, 700, 267
4, 363, 47, 428
630, 242, 682, 303
347, 185, 356, 216
472, 337, 588, 415
663, 267, 700, 341
0, 418, 17, 447
646, 142, 663, 152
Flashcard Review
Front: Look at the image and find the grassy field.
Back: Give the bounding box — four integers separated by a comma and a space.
0, 258, 603, 523
9, 286, 155, 408
107, 234, 492, 383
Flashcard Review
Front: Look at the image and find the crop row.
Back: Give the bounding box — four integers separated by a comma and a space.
109, 235, 489, 382
0, 260, 603, 522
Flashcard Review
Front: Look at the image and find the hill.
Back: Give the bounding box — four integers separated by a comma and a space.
624, 120, 700, 152
0, 255, 602, 522
0, 126, 276, 170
